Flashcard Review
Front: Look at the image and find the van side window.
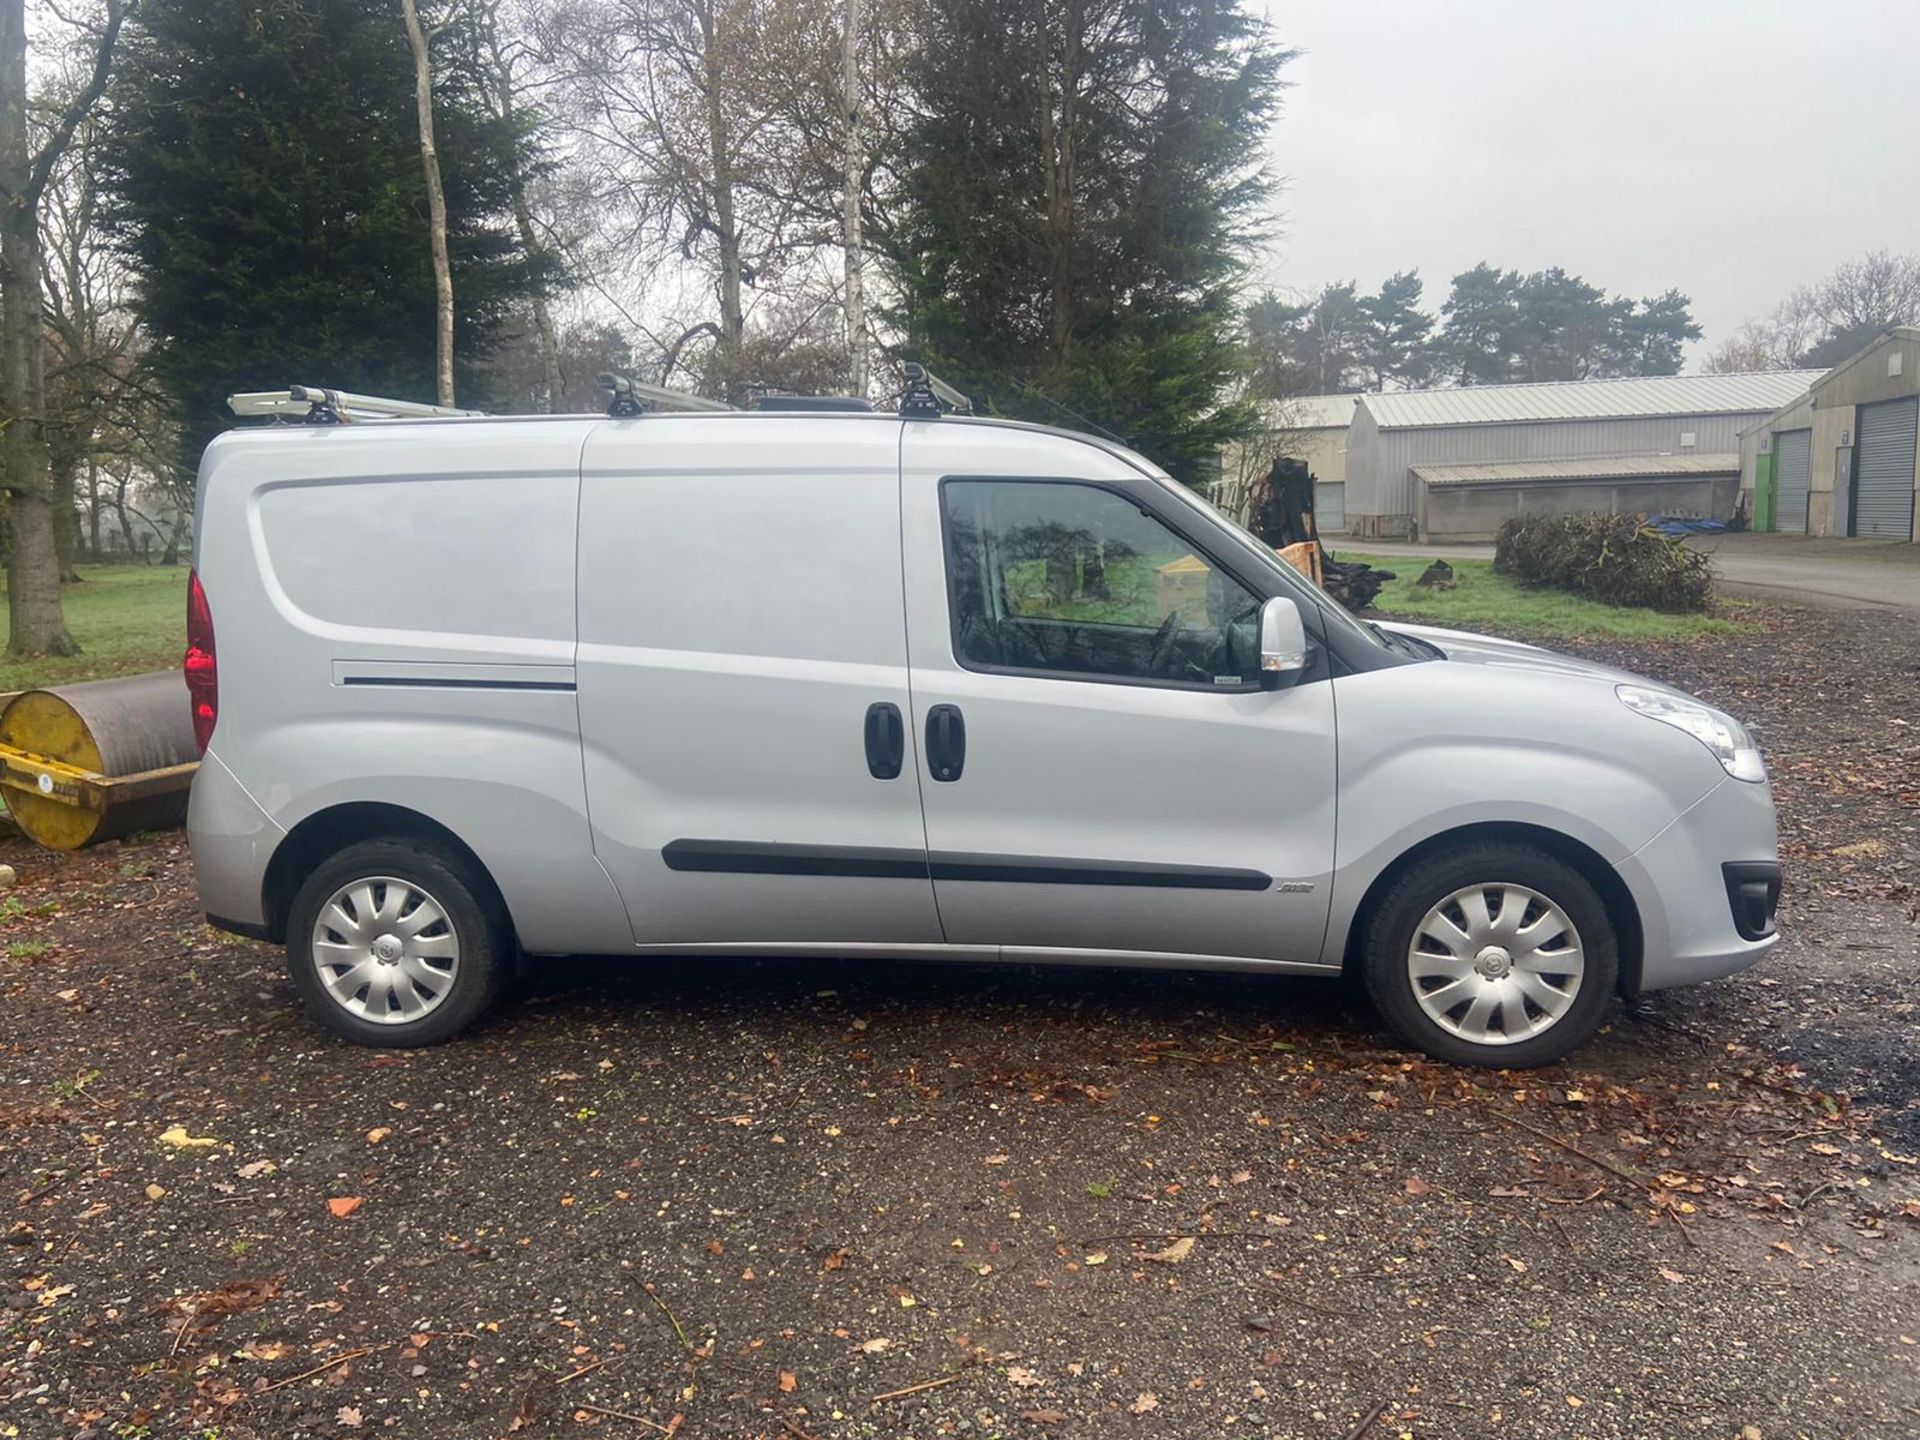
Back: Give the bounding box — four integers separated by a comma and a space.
941, 479, 1263, 687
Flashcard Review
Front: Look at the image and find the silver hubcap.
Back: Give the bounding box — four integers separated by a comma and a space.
310, 876, 460, 1025
1408, 883, 1584, 1046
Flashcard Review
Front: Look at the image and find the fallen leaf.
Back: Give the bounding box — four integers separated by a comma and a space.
1021, 1409, 1067, 1424
144, 1183, 167, 1201
1228, 1169, 1252, 1185
1489, 1184, 1529, 1198
236, 1160, 276, 1180
327, 1197, 364, 1219
1403, 1176, 1433, 1196
1657, 1267, 1687, 1284
1141, 1236, 1195, 1264
823, 1248, 849, 1271
55, 988, 78, 1003
365, 1127, 392, 1145
860, 1338, 891, 1354
985, 1154, 1010, 1165
778, 1370, 796, 1393
1129, 1392, 1159, 1415
159, 1125, 218, 1150
337, 1404, 363, 1428
1008, 1364, 1042, 1387
1084, 1251, 1109, 1266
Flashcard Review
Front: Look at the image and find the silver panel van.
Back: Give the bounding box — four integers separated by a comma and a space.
185, 388, 1778, 1066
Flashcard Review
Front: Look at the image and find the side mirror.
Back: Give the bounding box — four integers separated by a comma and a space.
1259, 596, 1308, 687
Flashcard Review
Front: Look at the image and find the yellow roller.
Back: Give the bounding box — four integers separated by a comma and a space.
0, 672, 200, 850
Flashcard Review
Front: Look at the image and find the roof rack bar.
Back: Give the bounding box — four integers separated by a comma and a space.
228, 387, 483, 422
599, 373, 734, 417
900, 362, 971, 419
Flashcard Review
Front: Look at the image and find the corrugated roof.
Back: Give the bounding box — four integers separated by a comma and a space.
1361, 371, 1820, 430
1413, 453, 1740, 488
1264, 393, 1358, 430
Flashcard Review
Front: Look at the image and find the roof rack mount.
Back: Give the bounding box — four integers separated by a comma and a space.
900, 362, 971, 419
228, 387, 483, 423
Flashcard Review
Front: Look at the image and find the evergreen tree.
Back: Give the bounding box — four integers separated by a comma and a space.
1438, 263, 1698, 385
887, 0, 1288, 487
101, 0, 558, 462
1358, 270, 1432, 389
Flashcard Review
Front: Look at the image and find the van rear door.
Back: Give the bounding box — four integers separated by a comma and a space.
575, 416, 944, 949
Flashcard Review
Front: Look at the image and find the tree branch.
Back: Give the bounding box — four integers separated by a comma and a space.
26, 0, 137, 207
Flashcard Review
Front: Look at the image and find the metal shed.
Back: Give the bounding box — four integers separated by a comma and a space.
1344, 370, 1820, 537
1739, 328, 1920, 541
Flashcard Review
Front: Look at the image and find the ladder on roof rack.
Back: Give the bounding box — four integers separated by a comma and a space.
228, 386, 484, 423
598, 373, 734, 417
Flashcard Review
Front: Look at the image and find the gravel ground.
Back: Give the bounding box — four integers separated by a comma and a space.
2, 603, 1917, 1440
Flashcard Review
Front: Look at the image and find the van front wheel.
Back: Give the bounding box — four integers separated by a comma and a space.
1360, 843, 1617, 1067
285, 839, 509, 1047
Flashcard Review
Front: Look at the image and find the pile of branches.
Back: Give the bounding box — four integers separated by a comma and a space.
1494, 512, 1714, 613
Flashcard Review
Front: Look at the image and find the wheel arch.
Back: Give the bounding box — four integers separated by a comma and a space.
261, 802, 512, 946
1341, 821, 1645, 997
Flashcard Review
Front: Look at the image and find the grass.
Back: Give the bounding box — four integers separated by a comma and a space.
0, 564, 189, 693
1333, 549, 1762, 642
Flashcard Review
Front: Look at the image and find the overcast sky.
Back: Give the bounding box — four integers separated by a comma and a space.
1254, 0, 1920, 365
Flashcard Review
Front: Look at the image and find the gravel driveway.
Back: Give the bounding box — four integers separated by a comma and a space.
2, 604, 1916, 1440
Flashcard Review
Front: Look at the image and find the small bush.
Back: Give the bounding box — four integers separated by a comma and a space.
1493, 513, 1714, 613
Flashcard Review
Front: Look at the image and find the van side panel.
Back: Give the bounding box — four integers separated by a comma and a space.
191, 421, 630, 953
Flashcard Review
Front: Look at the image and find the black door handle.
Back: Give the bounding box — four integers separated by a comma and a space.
925, 704, 966, 782
864, 702, 904, 779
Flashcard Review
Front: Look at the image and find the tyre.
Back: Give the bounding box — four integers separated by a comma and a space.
285, 838, 510, 1047
1360, 842, 1617, 1068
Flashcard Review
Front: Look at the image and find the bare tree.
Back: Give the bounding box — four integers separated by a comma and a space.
0, 0, 135, 655
1704, 251, 1920, 374
403, 0, 457, 406
545, 0, 842, 401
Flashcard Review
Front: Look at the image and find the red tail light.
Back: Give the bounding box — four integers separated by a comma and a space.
185, 568, 217, 754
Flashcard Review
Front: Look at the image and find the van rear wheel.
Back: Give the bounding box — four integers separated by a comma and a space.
286, 839, 509, 1047
1360, 842, 1617, 1068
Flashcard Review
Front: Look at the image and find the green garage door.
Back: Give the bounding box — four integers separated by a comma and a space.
1853, 397, 1918, 539
1775, 429, 1812, 535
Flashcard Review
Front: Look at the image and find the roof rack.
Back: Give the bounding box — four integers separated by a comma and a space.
900, 362, 971, 419
229, 386, 483, 423
599, 373, 734, 417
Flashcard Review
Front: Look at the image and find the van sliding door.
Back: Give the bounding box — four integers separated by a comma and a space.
574, 417, 942, 949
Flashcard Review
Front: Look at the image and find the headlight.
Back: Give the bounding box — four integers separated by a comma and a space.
1616, 684, 1765, 783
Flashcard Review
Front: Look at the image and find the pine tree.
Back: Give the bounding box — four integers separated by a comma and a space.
887, 0, 1288, 487
101, 0, 558, 463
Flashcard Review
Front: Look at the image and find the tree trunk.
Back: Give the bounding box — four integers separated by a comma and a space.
402, 0, 455, 408
160, 506, 184, 566
698, 0, 746, 403
85, 456, 100, 559
479, 3, 562, 411
50, 444, 80, 581
0, 0, 77, 654
841, 0, 865, 396
1037, 0, 1082, 360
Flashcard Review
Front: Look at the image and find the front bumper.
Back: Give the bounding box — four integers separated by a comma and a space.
1614, 774, 1780, 993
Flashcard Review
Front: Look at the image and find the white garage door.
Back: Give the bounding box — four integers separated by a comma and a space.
1315, 481, 1346, 533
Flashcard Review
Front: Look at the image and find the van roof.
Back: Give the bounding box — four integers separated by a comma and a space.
213, 407, 1169, 479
